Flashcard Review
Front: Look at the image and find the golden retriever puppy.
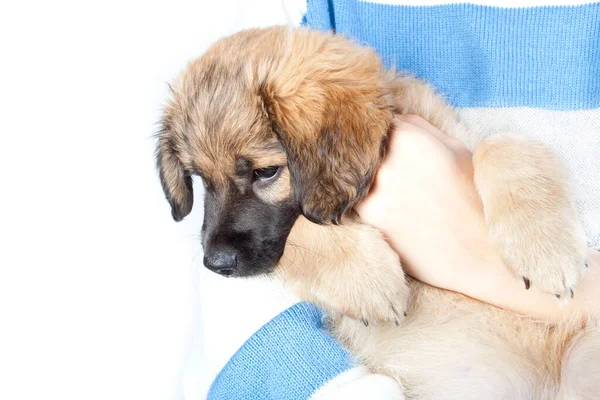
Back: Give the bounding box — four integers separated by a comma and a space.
156, 26, 598, 399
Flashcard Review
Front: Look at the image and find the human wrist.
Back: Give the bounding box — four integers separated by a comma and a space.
456, 249, 600, 322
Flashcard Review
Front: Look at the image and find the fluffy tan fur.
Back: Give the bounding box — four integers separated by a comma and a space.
473, 134, 587, 298
158, 26, 599, 398
280, 216, 410, 325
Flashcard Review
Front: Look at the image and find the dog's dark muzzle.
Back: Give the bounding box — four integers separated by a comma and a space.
200, 187, 300, 277
203, 246, 238, 276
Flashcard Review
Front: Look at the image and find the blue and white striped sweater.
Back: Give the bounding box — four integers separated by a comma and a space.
303, 0, 600, 249
305, 1, 600, 110
207, 1, 600, 398
208, 303, 353, 399
207, 302, 402, 399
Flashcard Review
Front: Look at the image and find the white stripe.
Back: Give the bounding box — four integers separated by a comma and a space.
310, 366, 405, 400
282, 0, 307, 25
363, 0, 599, 7
457, 107, 600, 249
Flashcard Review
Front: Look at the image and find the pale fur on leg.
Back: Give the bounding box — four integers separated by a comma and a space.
473, 134, 588, 299
278, 216, 409, 326
330, 281, 598, 400
558, 326, 600, 399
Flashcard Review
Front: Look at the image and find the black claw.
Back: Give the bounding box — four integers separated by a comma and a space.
523, 277, 531, 290
585, 262, 589, 268
362, 318, 369, 327
394, 319, 400, 327
556, 294, 561, 299
570, 288, 574, 299
403, 311, 407, 317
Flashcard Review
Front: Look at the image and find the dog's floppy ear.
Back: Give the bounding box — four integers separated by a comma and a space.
257, 32, 392, 224
155, 119, 193, 222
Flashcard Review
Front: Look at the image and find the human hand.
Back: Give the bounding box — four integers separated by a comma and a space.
356, 114, 491, 292
356, 115, 600, 321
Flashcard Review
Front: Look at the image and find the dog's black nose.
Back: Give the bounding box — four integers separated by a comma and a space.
203, 249, 238, 276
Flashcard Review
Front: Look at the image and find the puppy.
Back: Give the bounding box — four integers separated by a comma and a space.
156, 26, 599, 399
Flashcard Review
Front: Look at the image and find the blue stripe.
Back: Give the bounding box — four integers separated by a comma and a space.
208, 302, 354, 399
304, 1, 600, 110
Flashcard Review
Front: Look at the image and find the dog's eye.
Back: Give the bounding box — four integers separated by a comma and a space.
253, 166, 280, 181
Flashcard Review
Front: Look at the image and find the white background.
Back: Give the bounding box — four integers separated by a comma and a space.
1, 1, 599, 399
0, 1, 299, 399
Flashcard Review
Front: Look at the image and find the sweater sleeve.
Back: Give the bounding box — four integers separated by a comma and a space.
207, 302, 404, 399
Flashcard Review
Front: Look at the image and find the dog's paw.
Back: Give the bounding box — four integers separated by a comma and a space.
473, 134, 587, 300
326, 269, 409, 327
281, 219, 410, 327
494, 230, 586, 299
312, 224, 410, 326
347, 269, 409, 327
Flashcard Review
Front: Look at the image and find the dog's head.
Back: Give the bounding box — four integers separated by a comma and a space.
156, 27, 393, 277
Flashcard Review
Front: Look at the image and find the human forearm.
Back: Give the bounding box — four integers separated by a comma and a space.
457, 248, 600, 322
358, 115, 599, 323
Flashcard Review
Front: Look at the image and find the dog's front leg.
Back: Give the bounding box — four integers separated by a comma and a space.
277, 216, 409, 326
473, 134, 588, 299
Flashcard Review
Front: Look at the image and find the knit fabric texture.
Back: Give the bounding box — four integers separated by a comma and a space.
304, 1, 600, 110
207, 302, 354, 399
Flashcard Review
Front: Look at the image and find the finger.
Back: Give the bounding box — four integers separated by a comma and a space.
394, 114, 441, 137
388, 117, 445, 155
394, 114, 468, 154
394, 114, 475, 179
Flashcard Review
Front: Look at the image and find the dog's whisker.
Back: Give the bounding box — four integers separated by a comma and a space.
256, 273, 277, 285
283, 243, 307, 272
285, 240, 326, 260
191, 250, 204, 265
274, 243, 312, 283
274, 247, 298, 276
